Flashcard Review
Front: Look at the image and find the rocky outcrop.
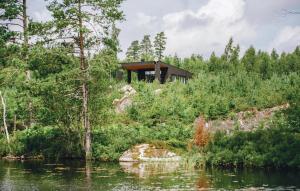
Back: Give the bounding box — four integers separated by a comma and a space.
113, 85, 137, 113
120, 85, 137, 96
154, 89, 162, 95
119, 144, 181, 162
197, 104, 289, 133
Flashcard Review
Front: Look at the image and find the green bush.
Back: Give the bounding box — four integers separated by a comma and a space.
92, 125, 144, 161
91, 123, 193, 161
0, 126, 84, 159
127, 71, 299, 124
205, 108, 300, 168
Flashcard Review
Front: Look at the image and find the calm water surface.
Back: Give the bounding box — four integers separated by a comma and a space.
0, 160, 299, 190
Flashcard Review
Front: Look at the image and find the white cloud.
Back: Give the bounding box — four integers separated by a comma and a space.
161, 0, 257, 57
269, 26, 300, 52
136, 12, 157, 27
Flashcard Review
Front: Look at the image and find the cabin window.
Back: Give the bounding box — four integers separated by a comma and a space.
145, 71, 155, 75
145, 71, 155, 82
171, 75, 187, 83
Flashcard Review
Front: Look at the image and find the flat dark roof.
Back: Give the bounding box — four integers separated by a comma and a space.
121, 61, 193, 77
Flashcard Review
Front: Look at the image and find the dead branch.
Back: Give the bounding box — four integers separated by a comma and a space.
0, 91, 10, 144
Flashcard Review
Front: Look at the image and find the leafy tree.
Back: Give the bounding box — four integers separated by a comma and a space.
140, 35, 153, 61
126, 40, 140, 61
28, 46, 80, 127
221, 37, 240, 71
257, 51, 271, 79
154, 32, 167, 60
89, 48, 119, 125
271, 49, 279, 60
103, 23, 121, 54
230, 44, 240, 67
173, 54, 181, 67
223, 37, 234, 62
0, 0, 35, 129
270, 49, 279, 73
208, 52, 219, 72
242, 46, 256, 73
184, 54, 206, 73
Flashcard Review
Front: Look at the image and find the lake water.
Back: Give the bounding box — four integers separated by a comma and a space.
0, 160, 299, 190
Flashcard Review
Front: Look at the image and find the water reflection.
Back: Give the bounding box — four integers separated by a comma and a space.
119, 162, 180, 178
0, 160, 299, 191
85, 161, 92, 190
196, 171, 211, 190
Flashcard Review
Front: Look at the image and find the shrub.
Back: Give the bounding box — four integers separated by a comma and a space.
194, 117, 210, 147
204, 109, 300, 168
1, 126, 84, 159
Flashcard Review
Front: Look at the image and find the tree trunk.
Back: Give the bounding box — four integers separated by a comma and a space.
13, 114, 16, 135
22, 0, 33, 127
85, 160, 92, 190
22, 0, 28, 47
78, 0, 91, 161
0, 91, 10, 144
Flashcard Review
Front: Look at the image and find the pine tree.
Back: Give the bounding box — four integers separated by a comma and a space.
126, 40, 140, 61
0, 0, 34, 128
140, 35, 153, 61
47, 0, 124, 161
154, 32, 167, 60
223, 37, 233, 62
0, 0, 29, 46
173, 53, 180, 67
270, 49, 279, 73
220, 37, 241, 71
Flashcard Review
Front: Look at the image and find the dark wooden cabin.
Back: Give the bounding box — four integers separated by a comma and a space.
121, 61, 192, 84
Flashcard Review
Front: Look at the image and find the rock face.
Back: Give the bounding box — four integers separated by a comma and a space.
154, 89, 162, 95
120, 85, 137, 96
197, 103, 289, 133
119, 144, 181, 162
113, 85, 137, 113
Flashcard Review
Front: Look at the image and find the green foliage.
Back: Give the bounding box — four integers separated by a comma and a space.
1, 10, 300, 167
0, 124, 191, 161
127, 71, 299, 122
92, 123, 192, 161
205, 106, 300, 168
126, 40, 140, 61
0, 126, 84, 159
140, 35, 154, 61
89, 49, 121, 125
0, 0, 22, 42
154, 32, 167, 60
27, 46, 81, 127
169, 40, 300, 78
92, 125, 143, 161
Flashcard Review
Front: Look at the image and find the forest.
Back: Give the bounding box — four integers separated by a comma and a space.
0, 0, 300, 168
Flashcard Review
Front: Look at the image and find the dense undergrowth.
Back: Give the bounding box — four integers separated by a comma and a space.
1, 33, 300, 168
204, 103, 300, 168
0, 124, 192, 161
0, 72, 299, 167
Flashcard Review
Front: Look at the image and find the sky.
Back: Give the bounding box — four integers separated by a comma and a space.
28, 0, 300, 59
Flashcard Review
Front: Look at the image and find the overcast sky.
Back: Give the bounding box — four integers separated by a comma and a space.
28, 0, 300, 58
